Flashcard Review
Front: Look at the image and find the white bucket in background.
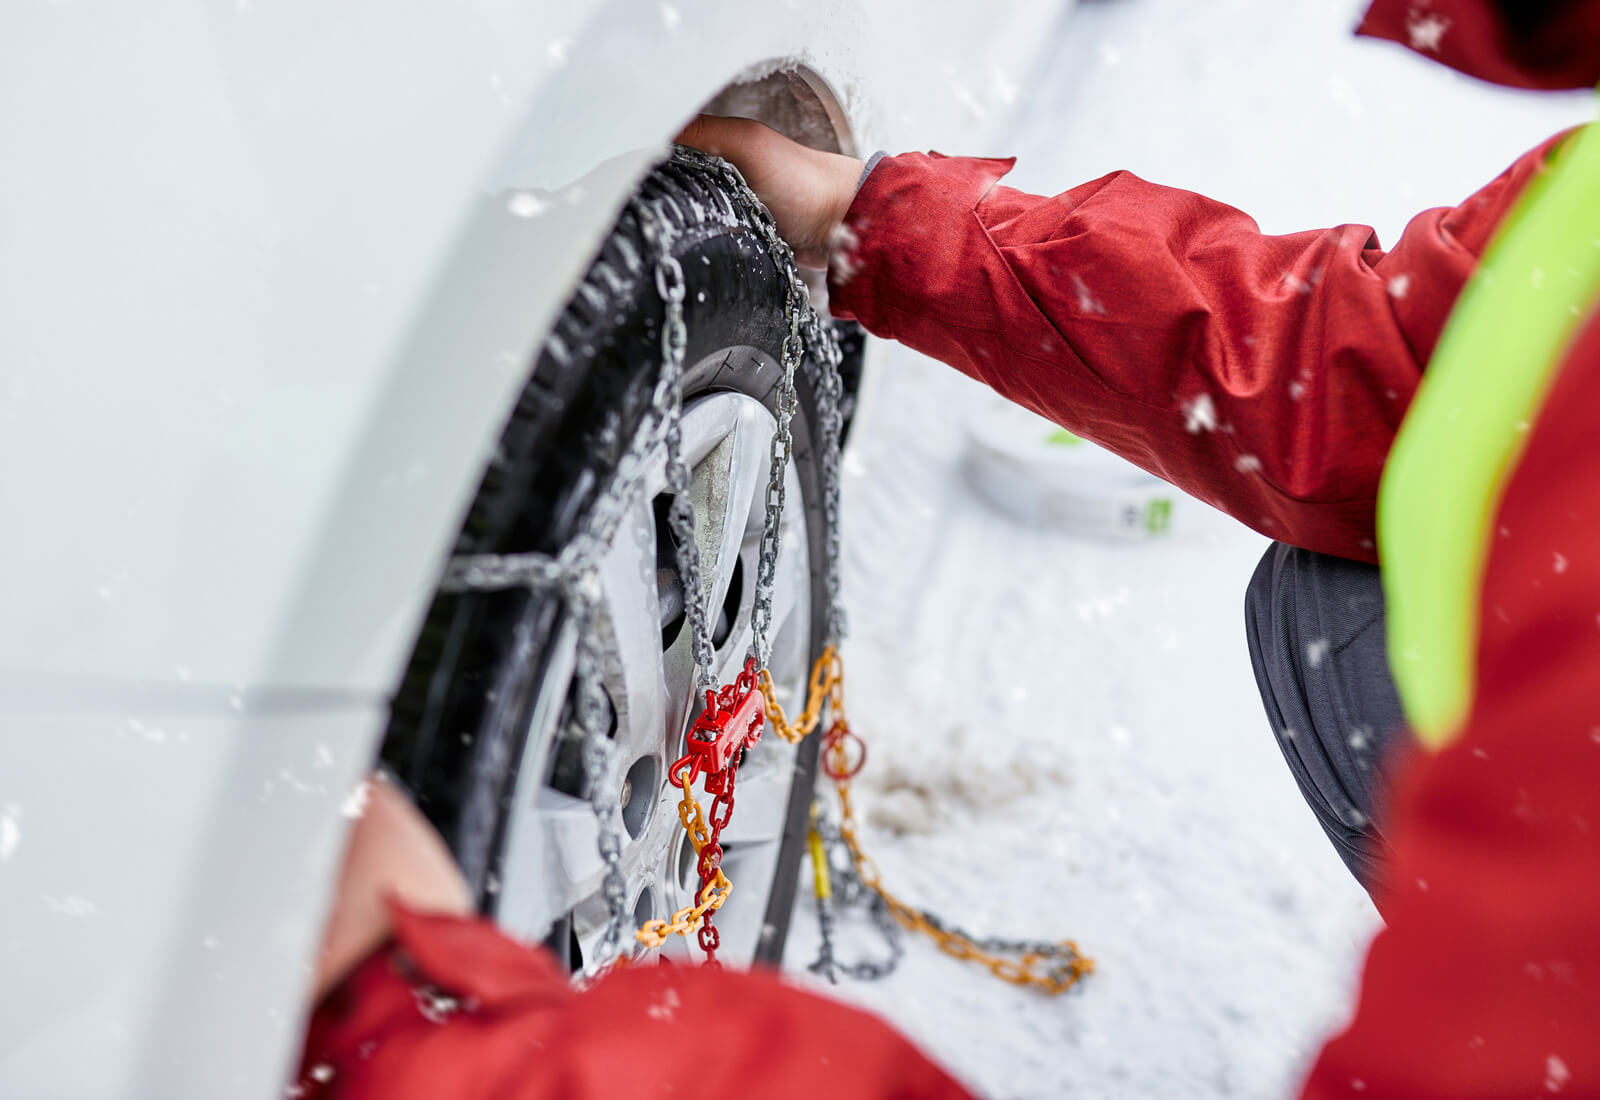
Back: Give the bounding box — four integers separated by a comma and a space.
963, 399, 1178, 538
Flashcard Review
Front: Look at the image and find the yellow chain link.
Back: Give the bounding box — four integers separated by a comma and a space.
757, 644, 840, 743
823, 663, 1094, 995
637, 648, 1093, 993
635, 767, 732, 949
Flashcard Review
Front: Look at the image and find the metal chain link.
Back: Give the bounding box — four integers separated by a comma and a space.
750, 265, 803, 670
569, 586, 631, 972
639, 203, 719, 696
668, 146, 848, 661
807, 808, 904, 983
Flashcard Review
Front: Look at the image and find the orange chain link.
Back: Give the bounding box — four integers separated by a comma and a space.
756, 644, 840, 743
816, 657, 1094, 995
635, 767, 733, 949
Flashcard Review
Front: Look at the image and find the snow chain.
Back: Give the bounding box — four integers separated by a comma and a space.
446, 146, 1092, 994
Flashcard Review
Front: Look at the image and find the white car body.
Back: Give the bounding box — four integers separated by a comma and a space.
0, 2, 1068, 1095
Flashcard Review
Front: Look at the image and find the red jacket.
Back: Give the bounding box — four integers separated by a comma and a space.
829, 133, 1600, 1100
299, 3, 1600, 1097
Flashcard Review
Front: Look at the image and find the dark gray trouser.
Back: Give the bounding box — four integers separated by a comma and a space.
1243, 543, 1411, 900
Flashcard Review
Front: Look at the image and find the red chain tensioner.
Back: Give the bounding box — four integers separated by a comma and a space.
657, 656, 765, 964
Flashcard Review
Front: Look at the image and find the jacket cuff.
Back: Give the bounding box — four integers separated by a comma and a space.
826, 152, 1018, 333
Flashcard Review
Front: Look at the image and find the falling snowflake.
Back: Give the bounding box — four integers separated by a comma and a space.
647, 987, 682, 1022
827, 223, 861, 284
1306, 638, 1329, 669
44, 894, 100, 917
546, 38, 571, 67
341, 779, 372, 820
1554, 553, 1569, 574
1388, 273, 1412, 299
127, 717, 168, 744
507, 192, 549, 219
1406, 9, 1451, 52
1071, 274, 1106, 315
1234, 454, 1263, 474
1183, 393, 1217, 433
0, 806, 19, 863
1546, 1054, 1570, 1093
659, 3, 680, 30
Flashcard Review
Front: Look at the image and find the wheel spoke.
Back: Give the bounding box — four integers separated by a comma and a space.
720, 745, 797, 844
596, 492, 671, 771
496, 788, 603, 940
715, 837, 786, 960
712, 458, 809, 687
693, 400, 776, 618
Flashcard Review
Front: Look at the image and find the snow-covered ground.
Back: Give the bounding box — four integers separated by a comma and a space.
782, 2, 1595, 1097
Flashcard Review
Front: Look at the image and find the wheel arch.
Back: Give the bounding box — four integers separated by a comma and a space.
252, 52, 861, 700
701, 63, 861, 159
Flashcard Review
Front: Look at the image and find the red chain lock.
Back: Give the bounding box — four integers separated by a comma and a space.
669, 657, 765, 789
663, 657, 765, 964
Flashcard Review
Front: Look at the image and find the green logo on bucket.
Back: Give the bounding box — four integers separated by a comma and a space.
1145, 498, 1172, 534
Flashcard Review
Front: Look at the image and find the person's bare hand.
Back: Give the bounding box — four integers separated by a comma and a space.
675, 115, 864, 270
311, 774, 474, 1002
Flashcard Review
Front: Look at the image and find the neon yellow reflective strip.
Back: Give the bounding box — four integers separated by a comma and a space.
1379, 112, 1600, 749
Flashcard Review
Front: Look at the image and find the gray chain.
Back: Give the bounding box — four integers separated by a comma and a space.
669, 146, 848, 658
570, 587, 630, 972
639, 204, 719, 696
750, 268, 803, 670
808, 810, 903, 983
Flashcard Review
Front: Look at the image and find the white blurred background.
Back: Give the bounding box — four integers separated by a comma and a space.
781, 1, 1595, 1097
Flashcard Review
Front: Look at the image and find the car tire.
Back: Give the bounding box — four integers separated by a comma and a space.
380, 151, 855, 971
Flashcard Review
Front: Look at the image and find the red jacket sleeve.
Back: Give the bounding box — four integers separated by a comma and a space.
1299, 311, 1600, 1097
828, 136, 1565, 561
293, 901, 976, 1100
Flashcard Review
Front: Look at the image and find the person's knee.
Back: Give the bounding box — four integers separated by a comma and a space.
1243, 542, 1404, 896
